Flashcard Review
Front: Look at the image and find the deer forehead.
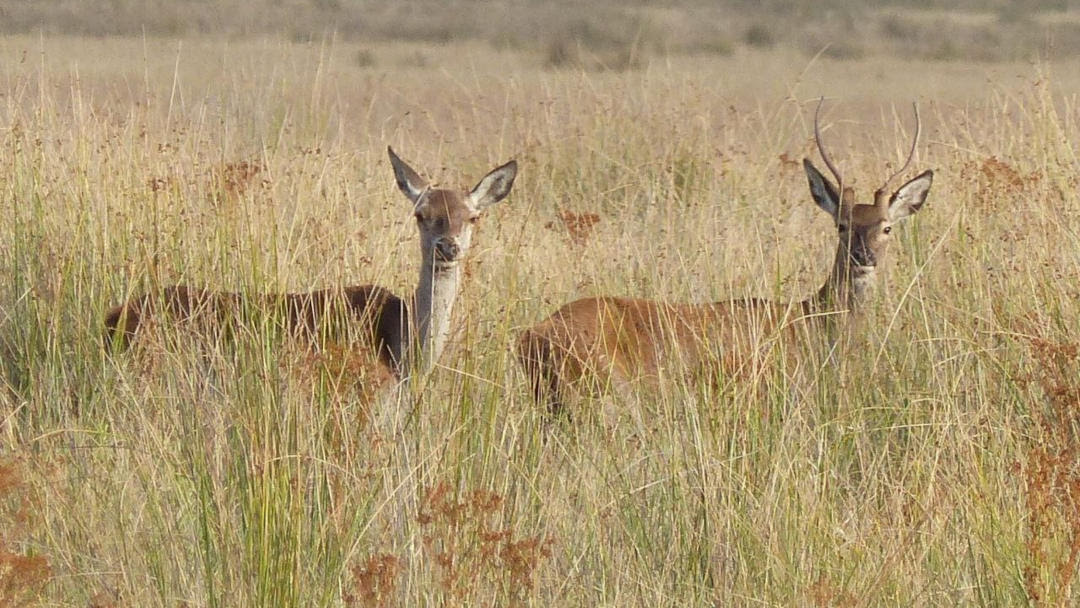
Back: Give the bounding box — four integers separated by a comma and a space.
416, 189, 476, 222
843, 203, 890, 228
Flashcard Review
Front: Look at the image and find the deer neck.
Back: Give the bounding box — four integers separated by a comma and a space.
412, 256, 461, 376
809, 249, 876, 320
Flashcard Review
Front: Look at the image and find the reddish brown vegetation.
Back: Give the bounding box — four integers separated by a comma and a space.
419, 483, 557, 600
807, 575, 857, 608
145, 175, 175, 194
417, 482, 553, 602
960, 156, 1041, 207
546, 208, 601, 246
778, 152, 802, 171
1018, 333, 1080, 605
345, 483, 553, 605
211, 159, 267, 199
0, 462, 51, 606
345, 554, 401, 608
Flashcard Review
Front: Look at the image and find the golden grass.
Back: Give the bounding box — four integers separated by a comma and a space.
1, 33, 1079, 605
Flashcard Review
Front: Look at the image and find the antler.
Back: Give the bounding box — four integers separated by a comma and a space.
814, 97, 844, 190
876, 102, 921, 203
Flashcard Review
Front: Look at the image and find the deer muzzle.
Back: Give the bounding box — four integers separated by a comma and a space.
434, 239, 461, 262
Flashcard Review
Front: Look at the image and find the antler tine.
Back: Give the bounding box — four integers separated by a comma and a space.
879, 102, 921, 194
814, 96, 844, 190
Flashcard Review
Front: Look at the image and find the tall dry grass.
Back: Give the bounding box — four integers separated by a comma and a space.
0, 34, 1079, 605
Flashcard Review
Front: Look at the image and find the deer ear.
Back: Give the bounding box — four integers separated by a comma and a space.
803, 159, 840, 219
469, 160, 518, 210
388, 146, 428, 204
889, 169, 933, 222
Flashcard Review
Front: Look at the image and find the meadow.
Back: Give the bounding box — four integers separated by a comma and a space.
1, 20, 1080, 607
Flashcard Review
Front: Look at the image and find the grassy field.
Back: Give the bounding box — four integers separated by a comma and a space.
2, 28, 1080, 606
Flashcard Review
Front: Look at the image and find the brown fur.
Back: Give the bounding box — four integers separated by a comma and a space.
104, 284, 408, 381
517, 295, 819, 417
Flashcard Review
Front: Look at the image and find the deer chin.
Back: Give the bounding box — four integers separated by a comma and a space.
851, 267, 878, 299
433, 260, 460, 273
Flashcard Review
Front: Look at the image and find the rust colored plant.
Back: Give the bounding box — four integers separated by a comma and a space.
346, 554, 401, 608
1019, 334, 1080, 606
417, 482, 553, 604
0, 462, 50, 607
545, 207, 600, 246
211, 159, 267, 200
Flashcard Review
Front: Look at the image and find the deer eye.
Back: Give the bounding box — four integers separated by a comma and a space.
882, 226, 892, 235
469, 216, 480, 224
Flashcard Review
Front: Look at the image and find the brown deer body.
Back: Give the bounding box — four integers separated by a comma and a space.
105, 148, 518, 392
518, 101, 934, 418
105, 284, 408, 381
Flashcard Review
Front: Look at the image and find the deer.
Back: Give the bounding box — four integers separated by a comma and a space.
517, 100, 933, 420
105, 147, 518, 395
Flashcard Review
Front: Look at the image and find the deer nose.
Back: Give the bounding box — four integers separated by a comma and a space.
435, 239, 460, 262
848, 238, 876, 267
851, 249, 876, 268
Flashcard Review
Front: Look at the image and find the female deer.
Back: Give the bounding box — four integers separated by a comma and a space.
106, 147, 518, 389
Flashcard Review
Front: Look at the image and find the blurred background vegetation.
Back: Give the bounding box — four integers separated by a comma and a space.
5, 0, 1080, 66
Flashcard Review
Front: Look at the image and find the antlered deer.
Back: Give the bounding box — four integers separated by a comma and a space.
518, 101, 933, 418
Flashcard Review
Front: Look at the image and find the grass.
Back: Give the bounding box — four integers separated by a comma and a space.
1, 32, 1080, 605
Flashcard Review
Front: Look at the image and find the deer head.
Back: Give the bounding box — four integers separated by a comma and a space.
803, 100, 934, 306
388, 147, 518, 272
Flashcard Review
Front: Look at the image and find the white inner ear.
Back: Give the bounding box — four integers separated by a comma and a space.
400, 179, 428, 205
466, 193, 486, 212
389, 150, 429, 205
889, 173, 933, 222
411, 187, 430, 212
469, 164, 516, 210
